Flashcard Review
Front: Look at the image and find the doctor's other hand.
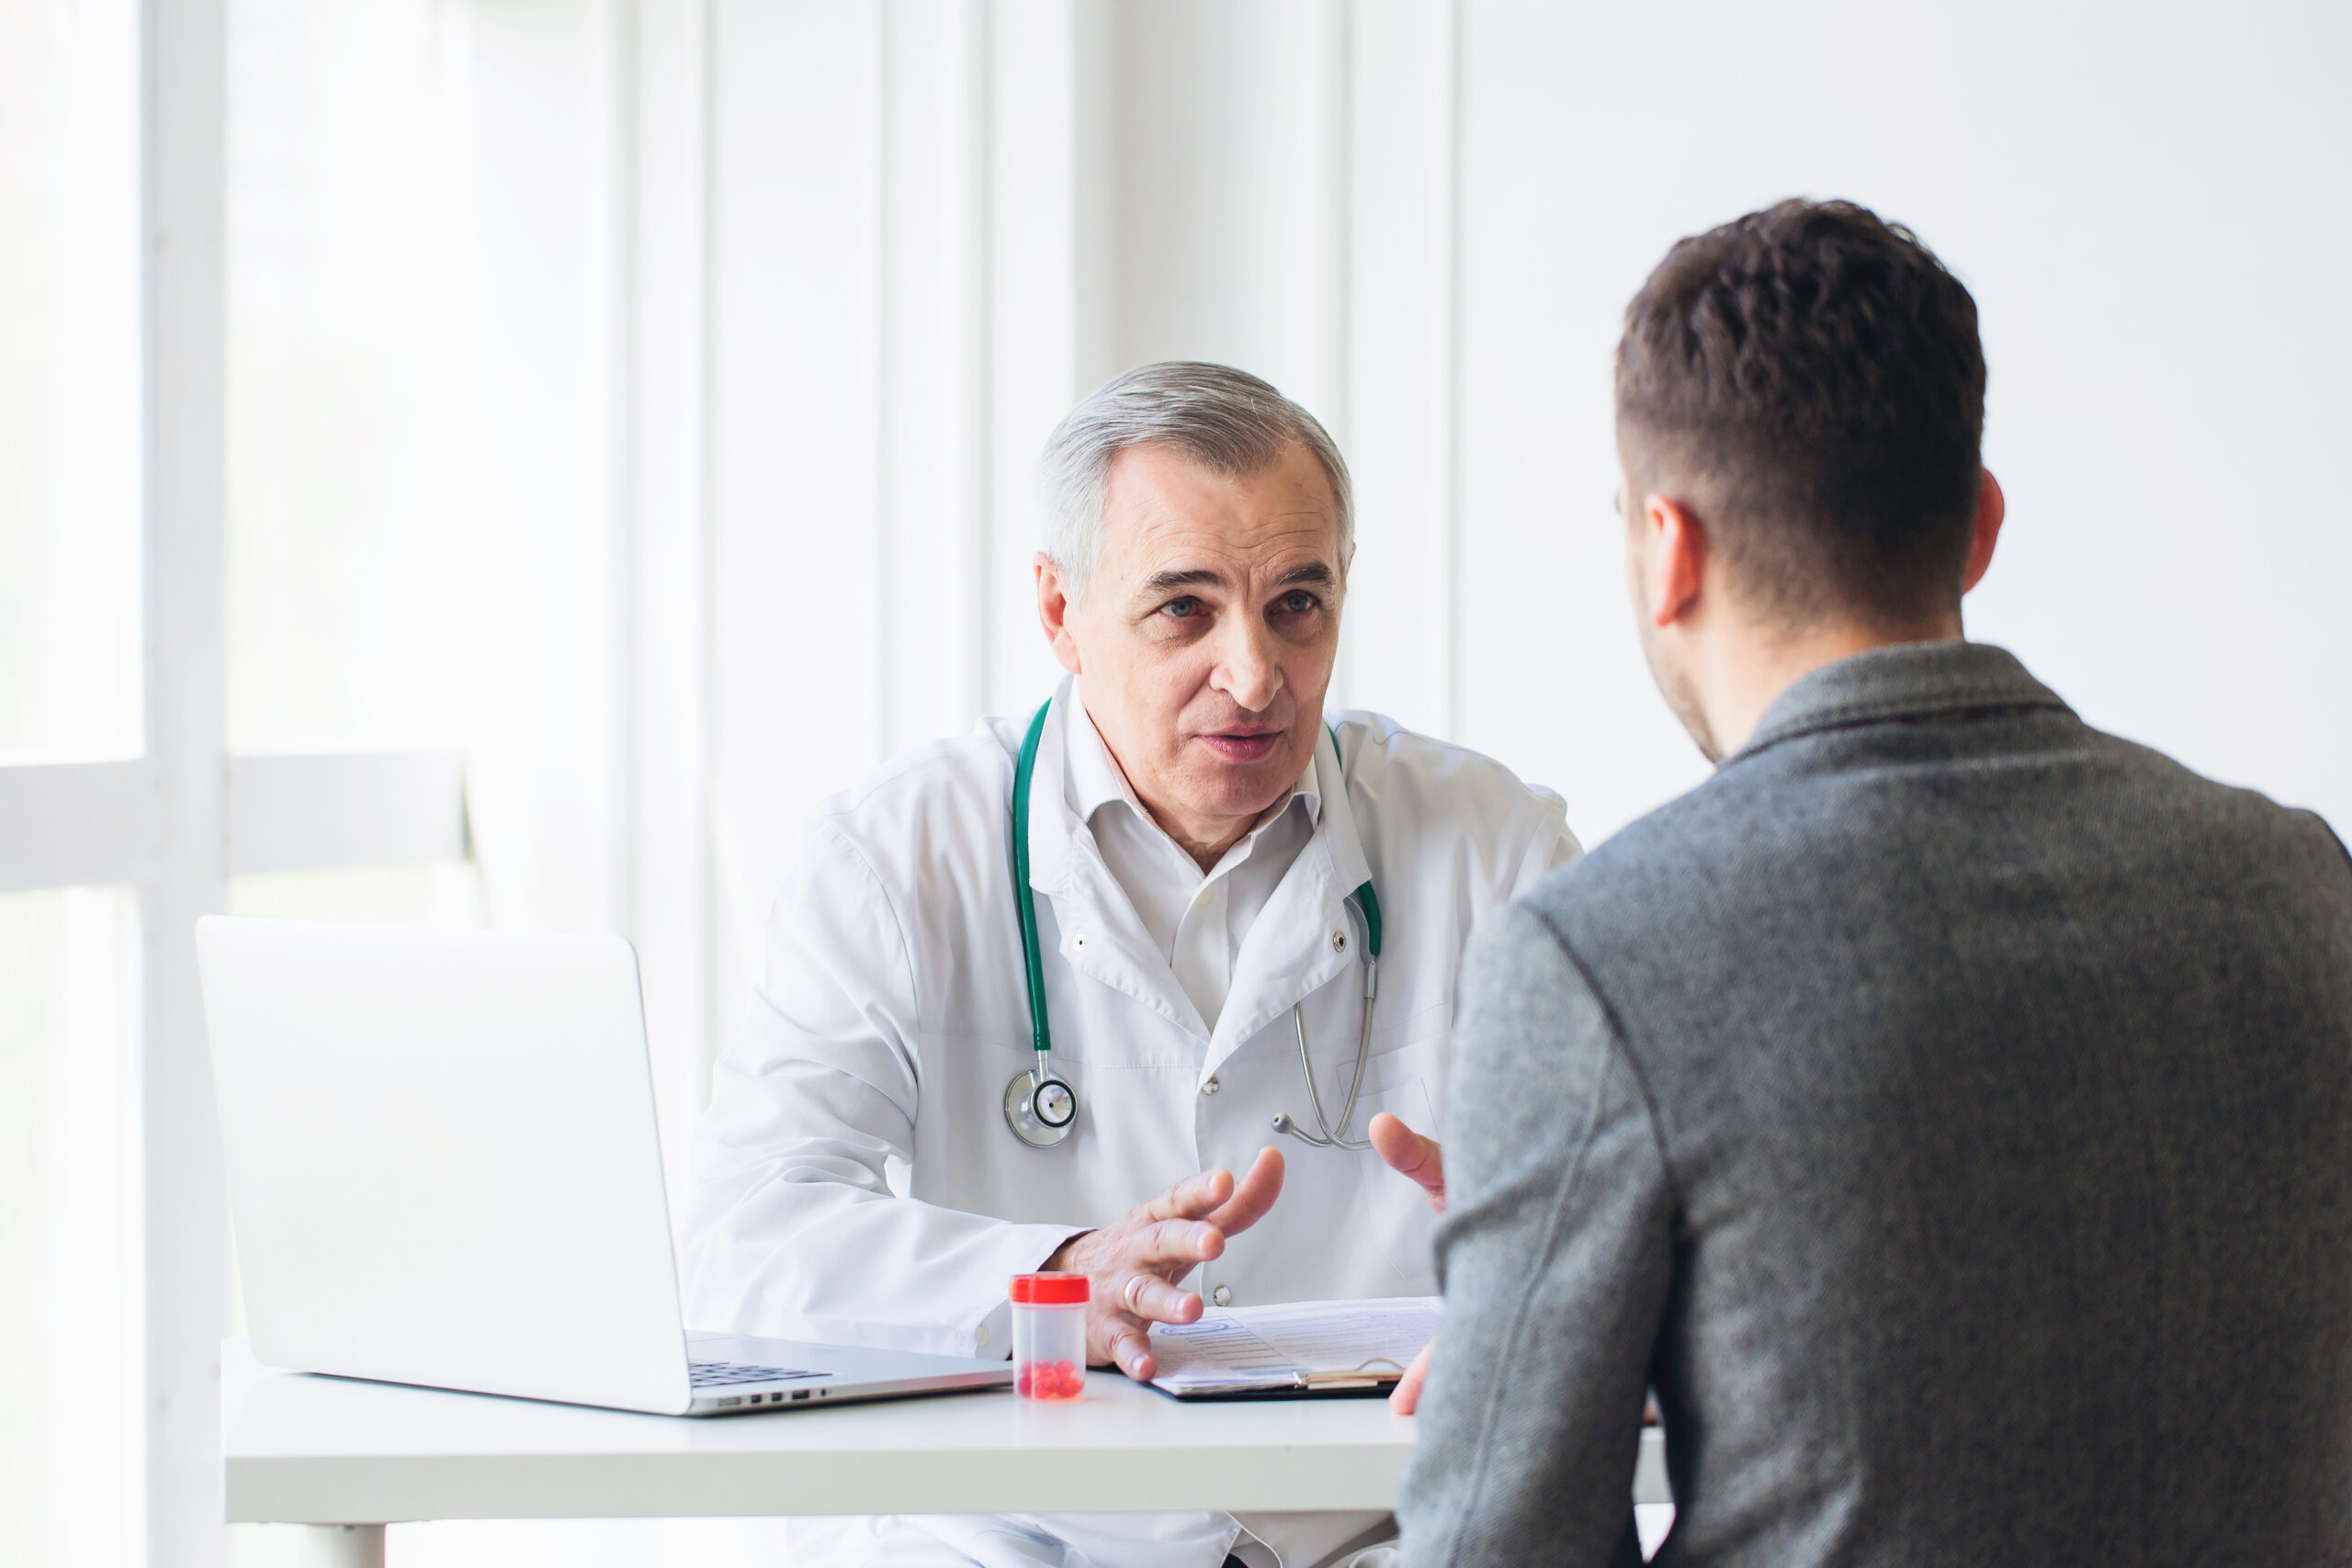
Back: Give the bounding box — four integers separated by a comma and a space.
1043, 1146, 1284, 1381
1369, 1112, 1445, 1213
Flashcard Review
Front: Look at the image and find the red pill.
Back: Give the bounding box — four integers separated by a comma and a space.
1015, 1359, 1084, 1400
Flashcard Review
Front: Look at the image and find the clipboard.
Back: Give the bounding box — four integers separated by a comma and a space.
1145, 1357, 1408, 1403
1144, 1298, 1438, 1403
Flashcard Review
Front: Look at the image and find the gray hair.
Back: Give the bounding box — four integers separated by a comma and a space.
1035, 362, 1353, 601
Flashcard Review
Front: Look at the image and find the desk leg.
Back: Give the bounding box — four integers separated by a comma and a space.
303, 1524, 385, 1568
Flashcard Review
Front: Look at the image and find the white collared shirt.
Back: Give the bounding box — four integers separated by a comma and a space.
1068, 683, 1319, 1034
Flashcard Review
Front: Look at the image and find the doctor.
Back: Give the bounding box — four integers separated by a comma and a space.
685, 362, 1581, 1568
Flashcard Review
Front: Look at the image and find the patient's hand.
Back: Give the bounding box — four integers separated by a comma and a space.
1044, 1146, 1284, 1381
1389, 1341, 1434, 1414
1372, 1113, 1444, 1414
1370, 1112, 1445, 1212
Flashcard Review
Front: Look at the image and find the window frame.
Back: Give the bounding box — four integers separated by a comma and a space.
0, 4, 468, 1560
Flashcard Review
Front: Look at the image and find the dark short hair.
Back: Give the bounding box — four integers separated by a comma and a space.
1616, 199, 1986, 627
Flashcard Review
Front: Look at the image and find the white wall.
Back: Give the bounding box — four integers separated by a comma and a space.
702, 0, 1080, 1027
695, 0, 2352, 1045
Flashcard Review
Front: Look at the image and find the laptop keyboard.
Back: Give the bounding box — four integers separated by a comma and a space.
690, 1360, 828, 1387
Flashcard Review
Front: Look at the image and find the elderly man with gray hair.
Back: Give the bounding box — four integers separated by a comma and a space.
686, 362, 1581, 1568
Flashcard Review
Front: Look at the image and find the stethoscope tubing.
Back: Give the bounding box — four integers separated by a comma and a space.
1010, 700, 1057, 1061
1276, 971, 1376, 1152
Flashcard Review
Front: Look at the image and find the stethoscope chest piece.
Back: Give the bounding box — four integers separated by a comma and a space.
1004, 1066, 1078, 1148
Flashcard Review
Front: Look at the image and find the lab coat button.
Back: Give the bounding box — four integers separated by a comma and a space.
1072, 934, 1088, 951
1332, 931, 1347, 953
1212, 1286, 1233, 1307
1202, 1076, 1220, 1096
975, 1324, 990, 1348
1195, 888, 1212, 908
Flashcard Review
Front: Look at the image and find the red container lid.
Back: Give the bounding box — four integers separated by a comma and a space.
1010, 1271, 1090, 1304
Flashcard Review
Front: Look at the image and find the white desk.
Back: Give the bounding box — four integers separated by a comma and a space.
224, 1342, 1669, 1564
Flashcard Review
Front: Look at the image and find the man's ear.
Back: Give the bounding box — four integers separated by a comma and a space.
1961, 468, 2005, 595
1644, 492, 1708, 628
1035, 555, 1083, 676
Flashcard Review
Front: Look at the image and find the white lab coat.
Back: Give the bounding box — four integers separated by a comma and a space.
684, 681, 1580, 1568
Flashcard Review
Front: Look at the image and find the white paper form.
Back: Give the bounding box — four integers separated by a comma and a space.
1147, 1297, 1441, 1395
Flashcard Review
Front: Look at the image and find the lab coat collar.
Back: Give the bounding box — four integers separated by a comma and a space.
1309, 717, 1372, 897
1019, 680, 1378, 1066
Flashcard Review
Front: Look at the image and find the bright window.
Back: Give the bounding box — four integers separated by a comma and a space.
224, 0, 627, 931
0, 888, 139, 1568
0, 1, 142, 1560
228, 0, 487, 754
0, 0, 141, 763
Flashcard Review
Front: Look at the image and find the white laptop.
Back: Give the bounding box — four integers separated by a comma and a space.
197, 916, 1013, 1416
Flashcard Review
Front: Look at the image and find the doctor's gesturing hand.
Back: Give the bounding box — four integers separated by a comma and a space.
1369, 1111, 1448, 1414
1045, 1147, 1285, 1380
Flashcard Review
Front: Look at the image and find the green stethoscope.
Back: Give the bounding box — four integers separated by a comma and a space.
1002, 700, 1384, 1152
